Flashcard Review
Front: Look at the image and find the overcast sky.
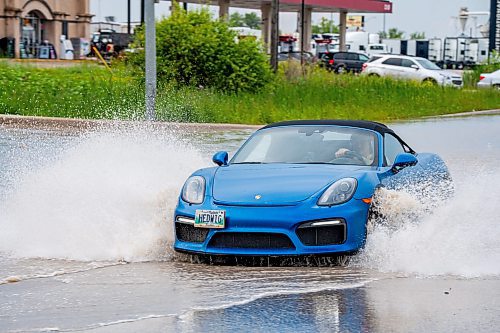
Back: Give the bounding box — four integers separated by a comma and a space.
90, 0, 491, 38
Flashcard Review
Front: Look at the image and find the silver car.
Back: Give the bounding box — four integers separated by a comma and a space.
477, 69, 500, 89
361, 55, 463, 87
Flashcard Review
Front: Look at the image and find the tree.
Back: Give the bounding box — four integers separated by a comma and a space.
229, 12, 261, 30
379, 28, 405, 39
130, 7, 271, 93
410, 32, 426, 40
312, 17, 339, 34
388, 28, 405, 39
229, 12, 245, 27
244, 13, 261, 30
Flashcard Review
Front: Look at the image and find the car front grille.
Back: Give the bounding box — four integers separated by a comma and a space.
208, 232, 295, 249
296, 222, 346, 246
452, 80, 462, 85
175, 222, 209, 243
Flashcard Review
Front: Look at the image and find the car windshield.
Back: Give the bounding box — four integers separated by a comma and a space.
416, 58, 441, 70
231, 126, 377, 166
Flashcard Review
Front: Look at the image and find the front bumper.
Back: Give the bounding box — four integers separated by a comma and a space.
173, 198, 369, 256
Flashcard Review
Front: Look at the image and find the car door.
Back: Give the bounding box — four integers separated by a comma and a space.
379, 57, 404, 78
334, 52, 347, 70
344, 53, 359, 71
399, 58, 421, 81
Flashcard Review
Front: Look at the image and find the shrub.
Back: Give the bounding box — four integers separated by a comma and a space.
463, 51, 500, 88
130, 6, 272, 93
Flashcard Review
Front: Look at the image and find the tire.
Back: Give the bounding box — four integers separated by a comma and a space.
493, 84, 500, 90
368, 73, 380, 77
422, 78, 437, 85
335, 65, 346, 74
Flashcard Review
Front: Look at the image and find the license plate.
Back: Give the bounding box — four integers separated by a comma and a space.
194, 210, 226, 228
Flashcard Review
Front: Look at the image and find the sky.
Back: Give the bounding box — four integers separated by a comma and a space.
90, 0, 492, 39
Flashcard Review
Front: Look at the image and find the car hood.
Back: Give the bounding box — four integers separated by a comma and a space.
212, 164, 367, 206
436, 70, 461, 79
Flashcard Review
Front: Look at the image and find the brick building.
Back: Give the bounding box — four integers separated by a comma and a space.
0, 0, 92, 58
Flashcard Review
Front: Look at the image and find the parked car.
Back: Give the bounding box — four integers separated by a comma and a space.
361, 54, 463, 87
477, 69, 500, 89
173, 120, 451, 262
277, 51, 315, 63
320, 52, 369, 73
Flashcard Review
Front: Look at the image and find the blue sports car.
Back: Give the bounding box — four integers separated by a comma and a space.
173, 120, 450, 259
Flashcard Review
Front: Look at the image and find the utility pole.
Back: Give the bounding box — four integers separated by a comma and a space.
145, 0, 156, 120
127, 0, 131, 34
300, 0, 305, 66
141, 0, 145, 25
383, 13, 386, 36
270, 0, 279, 72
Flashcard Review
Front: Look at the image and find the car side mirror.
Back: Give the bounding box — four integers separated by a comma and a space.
410, 64, 419, 70
391, 153, 418, 173
213, 151, 228, 166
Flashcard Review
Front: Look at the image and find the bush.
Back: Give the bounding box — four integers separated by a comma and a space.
463, 51, 500, 88
130, 6, 272, 93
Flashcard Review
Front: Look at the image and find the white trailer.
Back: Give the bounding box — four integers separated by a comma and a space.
406, 39, 417, 56
345, 31, 380, 53
466, 38, 489, 64
366, 43, 388, 56
443, 37, 472, 68
428, 38, 443, 63
382, 39, 403, 54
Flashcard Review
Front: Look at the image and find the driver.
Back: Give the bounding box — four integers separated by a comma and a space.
335, 133, 374, 165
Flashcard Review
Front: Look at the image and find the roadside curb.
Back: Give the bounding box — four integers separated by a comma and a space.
2, 110, 499, 131
423, 109, 500, 119
0, 114, 260, 131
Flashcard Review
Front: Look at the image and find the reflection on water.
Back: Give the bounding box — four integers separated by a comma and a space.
182, 287, 374, 333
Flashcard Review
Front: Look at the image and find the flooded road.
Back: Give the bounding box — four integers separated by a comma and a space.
1, 116, 499, 332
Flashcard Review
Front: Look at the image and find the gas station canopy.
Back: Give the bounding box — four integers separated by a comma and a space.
181, 0, 393, 13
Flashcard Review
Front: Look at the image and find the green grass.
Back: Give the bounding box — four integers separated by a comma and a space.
0, 61, 145, 120
1, 61, 499, 124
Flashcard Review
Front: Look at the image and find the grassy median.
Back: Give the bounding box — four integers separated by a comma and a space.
1, 61, 499, 124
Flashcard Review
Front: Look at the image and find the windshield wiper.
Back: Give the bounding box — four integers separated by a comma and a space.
231, 162, 265, 164
292, 162, 333, 165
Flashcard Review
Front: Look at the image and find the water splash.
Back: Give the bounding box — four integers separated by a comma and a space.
1, 121, 499, 278
0, 127, 205, 262
356, 171, 500, 278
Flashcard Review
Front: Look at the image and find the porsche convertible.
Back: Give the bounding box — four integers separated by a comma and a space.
173, 120, 450, 258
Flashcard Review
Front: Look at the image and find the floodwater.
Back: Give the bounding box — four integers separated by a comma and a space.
0, 115, 499, 332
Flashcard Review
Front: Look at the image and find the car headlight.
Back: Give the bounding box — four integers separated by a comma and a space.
181, 176, 206, 204
317, 178, 357, 206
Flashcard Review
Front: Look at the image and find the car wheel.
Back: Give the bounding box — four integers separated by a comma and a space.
493, 84, 500, 90
368, 73, 380, 77
423, 78, 437, 85
335, 65, 346, 74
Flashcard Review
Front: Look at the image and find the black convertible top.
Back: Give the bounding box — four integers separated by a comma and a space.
261, 120, 395, 135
